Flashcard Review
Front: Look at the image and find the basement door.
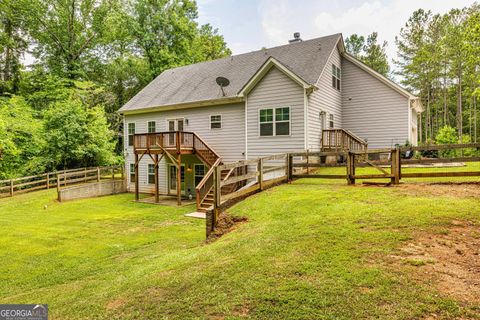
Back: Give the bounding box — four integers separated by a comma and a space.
168, 164, 185, 194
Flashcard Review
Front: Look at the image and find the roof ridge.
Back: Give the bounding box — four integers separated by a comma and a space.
159, 33, 343, 75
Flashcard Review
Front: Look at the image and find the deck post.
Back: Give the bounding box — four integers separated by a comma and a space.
154, 154, 159, 203
135, 153, 139, 201
306, 149, 310, 175
176, 153, 181, 206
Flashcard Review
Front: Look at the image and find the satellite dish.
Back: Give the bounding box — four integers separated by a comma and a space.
215, 76, 230, 96
216, 76, 230, 87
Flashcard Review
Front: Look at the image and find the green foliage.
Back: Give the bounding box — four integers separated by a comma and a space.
0, 96, 44, 178
43, 97, 117, 169
436, 126, 457, 157
345, 32, 390, 76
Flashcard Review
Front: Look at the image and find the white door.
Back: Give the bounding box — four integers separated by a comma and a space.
169, 165, 185, 194
168, 119, 184, 146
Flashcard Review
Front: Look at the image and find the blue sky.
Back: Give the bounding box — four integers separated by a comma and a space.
197, 0, 476, 68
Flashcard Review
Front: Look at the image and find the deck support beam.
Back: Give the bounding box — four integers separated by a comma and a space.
154, 154, 159, 203
134, 153, 139, 201
177, 153, 182, 206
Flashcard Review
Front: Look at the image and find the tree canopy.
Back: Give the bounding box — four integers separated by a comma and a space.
0, 0, 231, 178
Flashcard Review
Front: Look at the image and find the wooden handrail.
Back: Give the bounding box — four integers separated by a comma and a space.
196, 158, 222, 190
322, 129, 368, 152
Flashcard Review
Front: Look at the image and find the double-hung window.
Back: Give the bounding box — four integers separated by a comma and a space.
148, 121, 156, 133
259, 107, 290, 136
130, 163, 135, 183
148, 164, 155, 184
194, 164, 205, 185
332, 64, 341, 90
329, 114, 334, 128
128, 123, 135, 146
210, 115, 222, 129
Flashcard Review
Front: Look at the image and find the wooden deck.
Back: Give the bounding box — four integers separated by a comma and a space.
133, 131, 221, 206
321, 128, 368, 152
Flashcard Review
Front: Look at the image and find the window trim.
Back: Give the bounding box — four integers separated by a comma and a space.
329, 114, 334, 129
209, 114, 222, 130
258, 107, 291, 137
147, 163, 155, 184
194, 164, 206, 186
127, 123, 135, 146
331, 64, 341, 91
129, 163, 135, 183
147, 121, 156, 133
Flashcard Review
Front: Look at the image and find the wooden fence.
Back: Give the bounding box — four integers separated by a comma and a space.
207, 143, 480, 235
0, 166, 123, 198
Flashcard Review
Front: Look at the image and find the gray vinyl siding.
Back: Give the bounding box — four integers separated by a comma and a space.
246, 66, 305, 159
341, 58, 409, 149
124, 103, 245, 193
307, 45, 342, 151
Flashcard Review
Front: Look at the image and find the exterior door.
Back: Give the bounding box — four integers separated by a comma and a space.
169, 165, 185, 194
168, 119, 184, 146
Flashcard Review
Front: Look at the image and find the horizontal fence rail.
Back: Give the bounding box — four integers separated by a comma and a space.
0, 166, 123, 199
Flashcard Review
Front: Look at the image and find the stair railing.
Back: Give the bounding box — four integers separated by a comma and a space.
195, 157, 222, 210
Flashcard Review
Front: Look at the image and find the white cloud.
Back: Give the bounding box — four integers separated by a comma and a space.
258, 0, 476, 69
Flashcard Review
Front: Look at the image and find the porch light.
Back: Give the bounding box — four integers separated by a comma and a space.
187, 164, 192, 172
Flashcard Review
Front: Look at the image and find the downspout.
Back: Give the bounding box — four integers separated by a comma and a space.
304, 88, 308, 150
245, 95, 248, 159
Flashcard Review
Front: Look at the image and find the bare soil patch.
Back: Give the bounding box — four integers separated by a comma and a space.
392, 220, 480, 304
395, 182, 480, 198
206, 213, 248, 242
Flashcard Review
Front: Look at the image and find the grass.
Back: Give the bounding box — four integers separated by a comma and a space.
0, 176, 479, 319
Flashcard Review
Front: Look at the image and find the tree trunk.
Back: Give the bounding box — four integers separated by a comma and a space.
457, 70, 463, 142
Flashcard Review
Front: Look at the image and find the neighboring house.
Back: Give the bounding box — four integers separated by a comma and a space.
119, 33, 423, 206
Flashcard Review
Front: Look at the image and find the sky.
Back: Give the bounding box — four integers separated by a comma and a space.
197, 0, 476, 70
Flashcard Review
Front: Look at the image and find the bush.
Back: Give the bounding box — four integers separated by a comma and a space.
435, 126, 457, 158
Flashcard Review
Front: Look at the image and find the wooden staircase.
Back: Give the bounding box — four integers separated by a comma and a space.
321, 129, 368, 152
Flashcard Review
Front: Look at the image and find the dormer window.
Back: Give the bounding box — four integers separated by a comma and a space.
332, 64, 341, 90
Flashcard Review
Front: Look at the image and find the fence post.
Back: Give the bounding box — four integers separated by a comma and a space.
306, 149, 310, 175
46, 173, 50, 190
120, 165, 124, 181
111, 167, 115, 180
63, 170, 67, 186
288, 154, 293, 182
56, 172, 61, 200
285, 153, 289, 181
9, 179, 13, 197
391, 149, 399, 184
258, 158, 264, 191
347, 152, 356, 185
97, 167, 100, 182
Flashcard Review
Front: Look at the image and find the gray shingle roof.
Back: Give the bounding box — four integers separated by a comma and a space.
119, 33, 342, 113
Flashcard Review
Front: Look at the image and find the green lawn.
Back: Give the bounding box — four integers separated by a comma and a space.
0, 178, 479, 319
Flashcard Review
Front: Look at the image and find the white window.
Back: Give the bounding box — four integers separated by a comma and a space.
329, 114, 334, 128
147, 121, 156, 133
259, 107, 290, 136
148, 164, 155, 184
332, 64, 341, 90
128, 123, 135, 146
130, 163, 135, 182
194, 164, 205, 185
210, 115, 222, 129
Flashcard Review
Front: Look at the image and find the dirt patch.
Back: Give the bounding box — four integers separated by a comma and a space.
206, 213, 248, 242
394, 182, 480, 198
392, 220, 480, 304
105, 298, 127, 311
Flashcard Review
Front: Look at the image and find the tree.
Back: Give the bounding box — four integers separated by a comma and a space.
42, 96, 117, 169
23, 0, 115, 79
345, 32, 390, 76
0, 96, 44, 178
130, 0, 230, 81
0, 0, 28, 94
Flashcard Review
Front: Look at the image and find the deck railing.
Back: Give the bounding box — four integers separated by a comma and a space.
195, 157, 222, 210
322, 129, 368, 152
134, 131, 220, 167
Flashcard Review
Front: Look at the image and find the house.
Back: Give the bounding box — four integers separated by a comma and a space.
119, 33, 423, 210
